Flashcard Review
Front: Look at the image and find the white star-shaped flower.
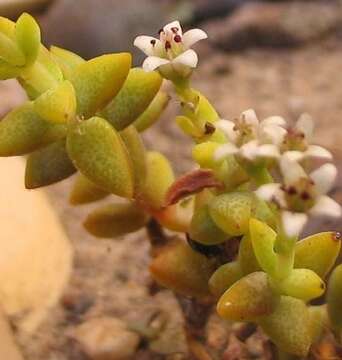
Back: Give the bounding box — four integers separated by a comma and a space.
280, 114, 332, 162
134, 21, 207, 76
214, 109, 286, 162
255, 156, 341, 237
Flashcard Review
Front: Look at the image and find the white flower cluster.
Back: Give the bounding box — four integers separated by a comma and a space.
215, 110, 341, 237
134, 21, 207, 76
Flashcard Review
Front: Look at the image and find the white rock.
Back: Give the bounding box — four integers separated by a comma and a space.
0, 157, 72, 333
70, 317, 140, 360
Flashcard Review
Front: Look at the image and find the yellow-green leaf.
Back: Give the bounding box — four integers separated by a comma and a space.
84, 202, 148, 238
50, 45, 85, 79
189, 205, 228, 245
102, 68, 162, 130
149, 238, 215, 298
134, 91, 170, 132
15, 13, 41, 66
295, 232, 341, 278
69, 173, 110, 205
327, 264, 342, 330
25, 139, 76, 189
66, 116, 134, 198
217, 272, 279, 322
238, 234, 261, 275
70, 53, 131, 118
209, 261, 242, 298
141, 151, 175, 209
259, 296, 312, 357
0, 102, 66, 156
34, 80, 76, 124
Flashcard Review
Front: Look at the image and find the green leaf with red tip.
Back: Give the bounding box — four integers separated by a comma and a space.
327, 264, 342, 330
134, 91, 170, 132
70, 53, 131, 118
102, 68, 162, 130
274, 269, 325, 302
189, 205, 228, 245
141, 151, 175, 210
15, 13, 41, 66
149, 238, 215, 298
84, 202, 149, 238
50, 45, 85, 79
259, 296, 313, 357
0, 102, 66, 156
69, 173, 110, 205
295, 232, 341, 278
209, 261, 242, 297
25, 139, 76, 189
34, 80, 76, 124
217, 272, 279, 322
120, 125, 146, 193
66, 116, 134, 198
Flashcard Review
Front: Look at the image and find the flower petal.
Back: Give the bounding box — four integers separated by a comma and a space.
173, 49, 198, 68
215, 119, 237, 143
282, 151, 304, 162
255, 183, 282, 202
256, 144, 280, 158
280, 155, 307, 185
309, 195, 341, 218
182, 29, 208, 48
240, 140, 259, 160
305, 145, 332, 160
214, 143, 238, 161
142, 56, 170, 72
240, 109, 258, 128
310, 163, 337, 195
164, 21, 182, 35
134, 36, 160, 56
260, 125, 287, 145
261, 116, 286, 128
296, 113, 314, 141
281, 211, 308, 238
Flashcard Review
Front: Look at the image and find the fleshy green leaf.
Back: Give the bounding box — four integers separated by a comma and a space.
274, 269, 325, 302
209, 261, 242, 297
327, 264, 342, 330
25, 139, 76, 189
141, 151, 175, 209
50, 45, 85, 79
217, 272, 279, 322
120, 125, 146, 193
15, 13, 41, 66
84, 202, 148, 238
34, 80, 76, 124
0, 102, 66, 156
259, 296, 312, 357
134, 91, 170, 132
149, 238, 215, 298
295, 232, 341, 278
102, 68, 162, 130
69, 173, 110, 205
0, 16, 25, 66
66, 116, 134, 198
20, 46, 64, 98
189, 205, 228, 245
69, 53, 131, 118
238, 234, 261, 275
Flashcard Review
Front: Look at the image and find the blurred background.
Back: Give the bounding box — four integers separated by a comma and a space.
1, 1, 342, 359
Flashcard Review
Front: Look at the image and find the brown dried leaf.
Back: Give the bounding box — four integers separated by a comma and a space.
165, 169, 222, 207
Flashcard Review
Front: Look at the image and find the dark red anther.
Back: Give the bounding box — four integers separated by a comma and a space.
158, 28, 164, 35
287, 186, 297, 195
301, 191, 310, 200
165, 41, 171, 50
174, 35, 182, 43
150, 39, 156, 46
171, 27, 179, 34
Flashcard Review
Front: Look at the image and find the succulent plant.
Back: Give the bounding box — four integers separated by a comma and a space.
1, 14, 342, 358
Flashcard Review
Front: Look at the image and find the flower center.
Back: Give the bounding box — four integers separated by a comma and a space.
281, 127, 308, 153
283, 178, 316, 212
159, 27, 184, 60
234, 118, 257, 146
